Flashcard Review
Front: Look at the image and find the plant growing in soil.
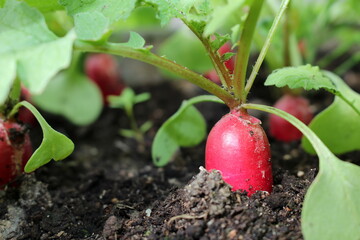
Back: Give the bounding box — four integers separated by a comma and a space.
108, 87, 152, 146
0, 78, 74, 187
1, 0, 360, 239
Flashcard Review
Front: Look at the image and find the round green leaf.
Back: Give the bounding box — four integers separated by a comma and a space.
33, 71, 103, 126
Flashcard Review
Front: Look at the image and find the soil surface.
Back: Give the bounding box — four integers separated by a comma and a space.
0, 81, 358, 240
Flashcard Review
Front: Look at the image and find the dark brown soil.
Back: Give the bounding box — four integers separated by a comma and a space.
0, 81, 355, 240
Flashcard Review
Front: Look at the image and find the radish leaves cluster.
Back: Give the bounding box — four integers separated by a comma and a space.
0, 0, 75, 104
32, 53, 103, 126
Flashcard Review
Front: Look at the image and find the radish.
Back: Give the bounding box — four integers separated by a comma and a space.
269, 94, 313, 142
85, 53, 125, 104
0, 119, 32, 188
205, 108, 272, 195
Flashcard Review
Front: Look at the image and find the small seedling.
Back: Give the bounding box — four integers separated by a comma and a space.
0, 78, 74, 187
108, 88, 152, 147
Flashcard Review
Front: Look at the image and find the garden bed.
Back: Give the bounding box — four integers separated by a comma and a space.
0, 81, 342, 240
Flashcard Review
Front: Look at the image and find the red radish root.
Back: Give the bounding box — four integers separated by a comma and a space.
269, 94, 313, 142
205, 109, 272, 196
85, 54, 125, 104
0, 120, 32, 188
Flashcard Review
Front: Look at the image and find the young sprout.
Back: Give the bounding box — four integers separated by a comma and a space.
108, 88, 152, 149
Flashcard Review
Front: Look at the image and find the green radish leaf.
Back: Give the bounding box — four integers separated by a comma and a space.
12, 101, 74, 172
0, 57, 16, 105
222, 52, 236, 61
210, 33, 231, 51
109, 88, 136, 112
302, 71, 360, 154
152, 104, 205, 167
0, 0, 75, 104
243, 103, 360, 240
116, 32, 146, 49
33, 70, 103, 126
140, 121, 153, 133
157, 28, 213, 76
23, 0, 64, 12
73, 11, 109, 41
302, 159, 360, 240
144, 0, 210, 26
59, 0, 136, 40
119, 129, 137, 138
264, 64, 336, 91
108, 87, 150, 117
134, 93, 151, 104
204, 0, 249, 36
152, 95, 222, 167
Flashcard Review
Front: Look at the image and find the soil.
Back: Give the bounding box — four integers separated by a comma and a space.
0, 81, 358, 240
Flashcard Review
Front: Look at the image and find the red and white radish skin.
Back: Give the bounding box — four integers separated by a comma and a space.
269, 94, 313, 142
0, 120, 32, 188
206, 109, 272, 195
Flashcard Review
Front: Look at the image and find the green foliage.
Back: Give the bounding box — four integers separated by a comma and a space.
152, 95, 222, 167
3, 2, 360, 239
113, 6, 160, 31
204, 0, 249, 36
258, 0, 360, 73
23, 0, 63, 12
144, 0, 210, 27
266, 66, 360, 154
302, 72, 360, 154
264, 64, 336, 91
302, 159, 360, 240
109, 88, 152, 142
11, 101, 74, 172
209, 33, 231, 51
0, 0, 75, 104
116, 32, 146, 49
32, 65, 103, 126
59, 0, 137, 40
152, 104, 205, 167
244, 103, 360, 240
109, 88, 150, 114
